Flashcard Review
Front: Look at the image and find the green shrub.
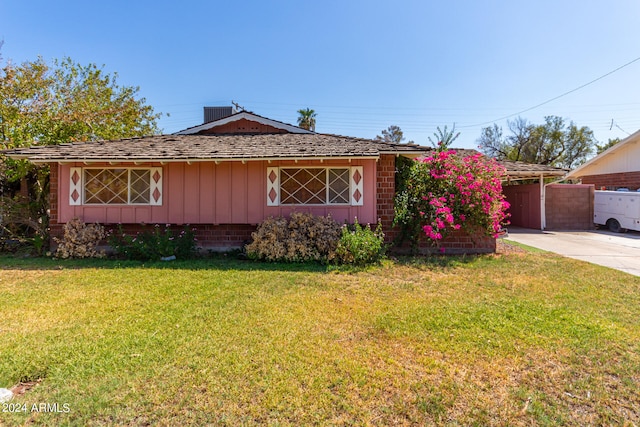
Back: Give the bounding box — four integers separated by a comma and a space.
246, 212, 341, 263
334, 219, 385, 266
54, 217, 106, 259
108, 224, 197, 261
247, 213, 386, 265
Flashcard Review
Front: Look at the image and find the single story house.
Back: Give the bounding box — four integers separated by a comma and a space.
4, 108, 431, 251
565, 129, 640, 190
6, 107, 539, 253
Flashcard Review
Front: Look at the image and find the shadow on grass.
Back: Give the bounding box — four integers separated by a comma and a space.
0, 251, 493, 273
0, 253, 329, 273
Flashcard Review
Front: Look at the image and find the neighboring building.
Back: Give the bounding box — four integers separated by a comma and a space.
566, 129, 640, 190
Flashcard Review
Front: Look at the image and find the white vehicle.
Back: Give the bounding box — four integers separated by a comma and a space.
594, 190, 640, 232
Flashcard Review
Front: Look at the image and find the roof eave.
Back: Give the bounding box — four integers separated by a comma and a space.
23, 155, 383, 164
566, 128, 640, 179
503, 171, 567, 180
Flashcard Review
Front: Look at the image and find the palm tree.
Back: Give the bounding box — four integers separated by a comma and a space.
428, 124, 460, 150
297, 108, 317, 132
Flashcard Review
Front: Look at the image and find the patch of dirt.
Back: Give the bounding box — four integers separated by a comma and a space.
10, 378, 42, 396
496, 240, 527, 254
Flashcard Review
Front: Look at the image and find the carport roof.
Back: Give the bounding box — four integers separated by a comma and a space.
499, 160, 568, 180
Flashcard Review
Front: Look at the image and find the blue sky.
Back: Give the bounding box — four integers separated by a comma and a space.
1, 1, 639, 150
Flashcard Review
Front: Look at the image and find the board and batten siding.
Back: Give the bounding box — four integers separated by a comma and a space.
57, 159, 377, 226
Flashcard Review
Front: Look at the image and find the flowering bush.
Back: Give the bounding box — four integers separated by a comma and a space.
333, 218, 385, 266
108, 224, 197, 261
54, 217, 106, 259
394, 149, 509, 248
246, 212, 341, 263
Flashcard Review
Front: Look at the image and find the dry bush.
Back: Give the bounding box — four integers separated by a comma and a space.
54, 217, 106, 259
246, 213, 341, 262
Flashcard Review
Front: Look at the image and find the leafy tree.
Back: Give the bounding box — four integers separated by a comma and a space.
296, 108, 317, 131
1, 57, 160, 152
375, 125, 405, 143
596, 137, 621, 154
0, 55, 161, 238
428, 124, 460, 149
478, 116, 596, 169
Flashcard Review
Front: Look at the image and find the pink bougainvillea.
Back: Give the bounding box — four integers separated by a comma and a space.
394, 149, 510, 246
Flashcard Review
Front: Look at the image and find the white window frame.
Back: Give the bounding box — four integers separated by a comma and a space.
267, 166, 363, 206
70, 167, 162, 206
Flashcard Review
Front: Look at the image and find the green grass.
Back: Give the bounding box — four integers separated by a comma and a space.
0, 251, 639, 426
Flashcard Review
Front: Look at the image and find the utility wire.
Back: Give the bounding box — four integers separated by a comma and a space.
461, 55, 640, 128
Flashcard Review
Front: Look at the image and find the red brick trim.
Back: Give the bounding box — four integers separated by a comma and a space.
391, 228, 496, 255
376, 154, 396, 242
581, 172, 640, 191
105, 223, 256, 252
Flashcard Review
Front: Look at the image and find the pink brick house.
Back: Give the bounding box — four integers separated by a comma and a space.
6, 108, 507, 253
7, 108, 432, 250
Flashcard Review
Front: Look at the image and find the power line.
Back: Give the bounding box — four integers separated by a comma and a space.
460, 54, 640, 128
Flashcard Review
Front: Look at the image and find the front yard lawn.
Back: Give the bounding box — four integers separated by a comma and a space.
0, 250, 638, 425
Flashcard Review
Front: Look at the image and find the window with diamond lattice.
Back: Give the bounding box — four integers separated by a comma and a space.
280, 168, 350, 205
130, 170, 151, 204
83, 168, 154, 204
328, 169, 350, 204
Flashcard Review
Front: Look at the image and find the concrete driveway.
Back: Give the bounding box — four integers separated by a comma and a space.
505, 227, 640, 277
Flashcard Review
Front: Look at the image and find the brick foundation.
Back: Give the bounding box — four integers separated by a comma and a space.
50, 223, 256, 252
392, 229, 496, 255
108, 224, 256, 251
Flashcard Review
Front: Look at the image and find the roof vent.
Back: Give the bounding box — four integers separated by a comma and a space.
204, 106, 235, 123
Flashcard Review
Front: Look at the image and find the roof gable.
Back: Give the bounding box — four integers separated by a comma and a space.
566, 129, 640, 179
174, 111, 313, 135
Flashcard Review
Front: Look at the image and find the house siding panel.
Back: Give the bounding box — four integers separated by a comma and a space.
183, 164, 200, 223
215, 162, 232, 223
199, 163, 215, 220
247, 162, 264, 224
56, 159, 379, 248
231, 163, 248, 224
167, 163, 185, 224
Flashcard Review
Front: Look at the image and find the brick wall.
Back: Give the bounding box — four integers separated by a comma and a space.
581, 172, 640, 191
545, 184, 594, 230
50, 222, 256, 252
48, 163, 64, 245
392, 229, 496, 255
108, 223, 256, 251
376, 154, 397, 242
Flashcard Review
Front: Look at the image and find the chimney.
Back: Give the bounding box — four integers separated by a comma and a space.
204, 106, 235, 123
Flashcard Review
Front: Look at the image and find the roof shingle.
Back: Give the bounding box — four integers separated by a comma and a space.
3, 133, 428, 163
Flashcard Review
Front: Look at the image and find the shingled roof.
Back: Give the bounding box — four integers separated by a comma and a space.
498, 160, 568, 179
3, 133, 428, 163
415, 149, 569, 179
